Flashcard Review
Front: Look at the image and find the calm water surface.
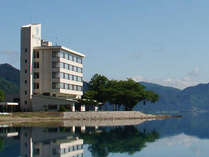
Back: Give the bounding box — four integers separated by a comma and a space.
0, 112, 209, 157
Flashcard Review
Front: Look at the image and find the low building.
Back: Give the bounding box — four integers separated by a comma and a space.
20, 24, 85, 111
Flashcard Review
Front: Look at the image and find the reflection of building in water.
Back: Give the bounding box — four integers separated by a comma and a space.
20, 127, 84, 157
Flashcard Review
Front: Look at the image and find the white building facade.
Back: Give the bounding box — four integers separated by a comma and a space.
20, 24, 85, 111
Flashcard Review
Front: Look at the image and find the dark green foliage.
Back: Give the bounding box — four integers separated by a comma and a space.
0, 64, 20, 86
82, 74, 159, 111
0, 90, 5, 102
0, 77, 19, 94
0, 64, 19, 96
88, 74, 109, 104
59, 106, 67, 112
78, 126, 159, 157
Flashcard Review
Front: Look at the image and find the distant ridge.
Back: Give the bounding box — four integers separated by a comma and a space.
0, 63, 19, 86
0, 63, 19, 95
136, 81, 209, 113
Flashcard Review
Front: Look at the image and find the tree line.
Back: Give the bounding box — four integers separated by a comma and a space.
78, 74, 159, 111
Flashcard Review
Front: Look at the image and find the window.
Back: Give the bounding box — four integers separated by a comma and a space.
64, 73, 67, 79
33, 83, 39, 89
25, 80, 27, 84
52, 51, 59, 58
52, 72, 59, 79
34, 148, 40, 155
64, 52, 68, 59
34, 51, 39, 58
60, 73, 65, 79
25, 69, 27, 74
34, 62, 39, 68
69, 54, 73, 61
69, 84, 73, 90
60, 83, 64, 89
25, 48, 27, 52
60, 62, 64, 68
25, 91, 27, 95
52, 82, 60, 89
52, 83, 56, 89
75, 76, 78, 81
25, 59, 27, 63
69, 74, 73, 80
52, 148, 57, 155
68, 147, 71, 152
24, 101, 27, 105
78, 77, 82, 82
77, 86, 82, 91
34, 72, 39, 79
64, 83, 67, 89
77, 67, 82, 73
52, 62, 59, 68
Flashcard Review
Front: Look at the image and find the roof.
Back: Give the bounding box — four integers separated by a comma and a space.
21, 24, 41, 28
34, 45, 85, 57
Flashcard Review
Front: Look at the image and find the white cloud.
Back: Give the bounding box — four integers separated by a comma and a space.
132, 67, 206, 89
156, 134, 203, 157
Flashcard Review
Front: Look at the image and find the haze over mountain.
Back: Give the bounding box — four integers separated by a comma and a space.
1, 63, 209, 112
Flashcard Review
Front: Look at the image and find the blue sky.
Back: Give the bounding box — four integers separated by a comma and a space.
0, 0, 209, 89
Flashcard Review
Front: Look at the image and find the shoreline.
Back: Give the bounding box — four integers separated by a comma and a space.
0, 111, 181, 127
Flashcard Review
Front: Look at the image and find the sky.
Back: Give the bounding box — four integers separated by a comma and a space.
111, 134, 209, 157
0, 0, 209, 89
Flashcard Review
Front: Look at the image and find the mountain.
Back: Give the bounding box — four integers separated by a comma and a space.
0, 64, 19, 86
136, 82, 209, 113
0, 64, 19, 97
135, 82, 184, 113
180, 83, 209, 110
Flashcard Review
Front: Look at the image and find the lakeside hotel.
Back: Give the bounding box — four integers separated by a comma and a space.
20, 24, 85, 111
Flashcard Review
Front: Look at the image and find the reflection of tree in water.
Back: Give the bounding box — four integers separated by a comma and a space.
0, 137, 4, 152
79, 126, 159, 157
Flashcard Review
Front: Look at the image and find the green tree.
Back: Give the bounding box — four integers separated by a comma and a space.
82, 74, 159, 111
88, 74, 109, 104
106, 79, 159, 110
0, 90, 5, 102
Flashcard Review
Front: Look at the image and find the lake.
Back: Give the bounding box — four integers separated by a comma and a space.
0, 112, 209, 157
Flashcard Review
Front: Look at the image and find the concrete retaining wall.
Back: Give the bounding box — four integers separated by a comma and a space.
63, 111, 154, 120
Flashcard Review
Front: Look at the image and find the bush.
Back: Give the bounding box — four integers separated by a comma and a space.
59, 106, 67, 112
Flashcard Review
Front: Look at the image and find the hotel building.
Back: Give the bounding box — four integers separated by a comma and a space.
20, 24, 85, 111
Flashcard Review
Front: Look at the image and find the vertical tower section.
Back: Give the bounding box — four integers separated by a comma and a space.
20, 24, 41, 111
